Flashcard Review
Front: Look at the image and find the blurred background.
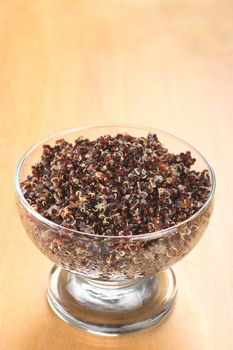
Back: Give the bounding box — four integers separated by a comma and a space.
0, 1, 232, 349
1, 1, 233, 142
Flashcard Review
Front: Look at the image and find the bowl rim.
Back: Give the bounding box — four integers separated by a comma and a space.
14, 123, 216, 241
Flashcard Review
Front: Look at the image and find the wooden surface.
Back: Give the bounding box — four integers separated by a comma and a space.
0, 1, 233, 349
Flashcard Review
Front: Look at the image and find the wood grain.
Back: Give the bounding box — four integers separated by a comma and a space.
0, 1, 233, 349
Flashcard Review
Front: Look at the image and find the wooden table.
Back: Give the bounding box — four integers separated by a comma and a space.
0, 1, 232, 349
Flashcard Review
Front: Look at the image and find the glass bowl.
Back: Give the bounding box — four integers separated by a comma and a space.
14, 124, 215, 336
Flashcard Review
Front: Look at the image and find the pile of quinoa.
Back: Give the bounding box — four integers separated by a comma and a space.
21, 133, 211, 236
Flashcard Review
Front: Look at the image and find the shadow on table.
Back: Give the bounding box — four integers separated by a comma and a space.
14, 296, 195, 350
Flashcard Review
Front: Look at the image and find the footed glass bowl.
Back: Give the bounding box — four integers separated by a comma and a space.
14, 124, 215, 336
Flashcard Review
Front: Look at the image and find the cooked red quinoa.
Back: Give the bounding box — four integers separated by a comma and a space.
21, 133, 211, 236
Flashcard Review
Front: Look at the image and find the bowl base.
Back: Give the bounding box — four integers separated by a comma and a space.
47, 266, 177, 336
